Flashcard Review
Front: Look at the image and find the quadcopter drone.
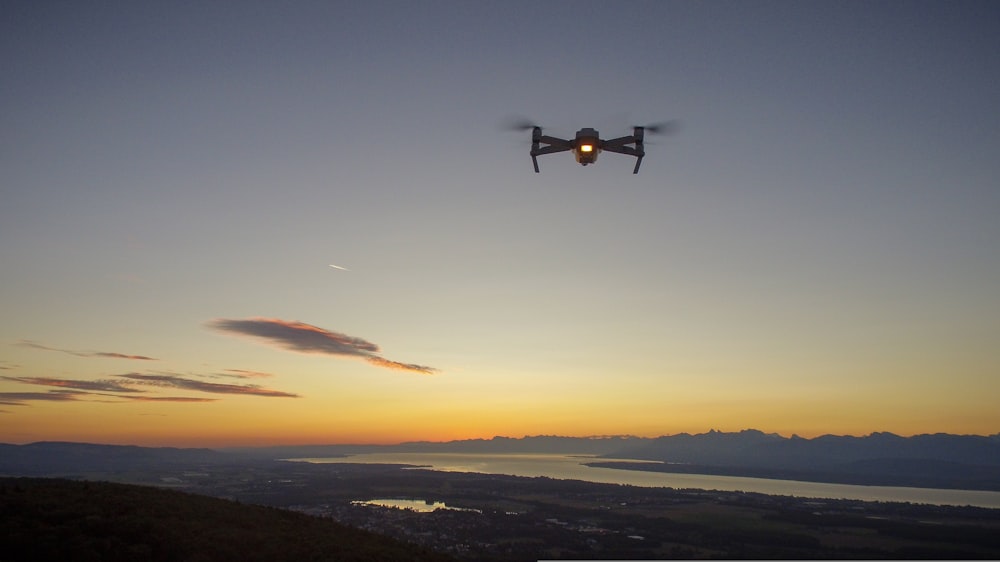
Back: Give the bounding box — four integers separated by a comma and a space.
507, 120, 675, 174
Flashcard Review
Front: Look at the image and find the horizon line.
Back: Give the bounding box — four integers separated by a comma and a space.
5, 427, 999, 449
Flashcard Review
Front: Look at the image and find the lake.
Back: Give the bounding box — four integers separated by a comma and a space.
292, 452, 1000, 509
352, 498, 480, 513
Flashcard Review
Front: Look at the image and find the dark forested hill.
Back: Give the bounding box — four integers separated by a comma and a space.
0, 477, 454, 562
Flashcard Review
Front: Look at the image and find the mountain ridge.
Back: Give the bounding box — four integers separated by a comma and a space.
4, 430, 999, 491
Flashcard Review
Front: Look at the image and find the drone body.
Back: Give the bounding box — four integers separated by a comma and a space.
522, 124, 670, 174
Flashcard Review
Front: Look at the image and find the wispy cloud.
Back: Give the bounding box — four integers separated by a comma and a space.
0, 387, 213, 405
207, 317, 437, 374
365, 356, 436, 375
207, 318, 378, 356
1, 376, 143, 393
123, 395, 219, 403
0, 390, 86, 406
17, 340, 158, 361
1, 372, 293, 407
222, 369, 274, 379
117, 373, 300, 398
92, 351, 157, 360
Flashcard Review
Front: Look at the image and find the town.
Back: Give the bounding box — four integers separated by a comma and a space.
100, 458, 1000, 560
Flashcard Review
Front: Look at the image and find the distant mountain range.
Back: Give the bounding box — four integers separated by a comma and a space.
0, 441, 232, 475
3, 430, 999, 491
593, 429, 1000, 491
605, 429, 1000, 467
223, 434, 641, 459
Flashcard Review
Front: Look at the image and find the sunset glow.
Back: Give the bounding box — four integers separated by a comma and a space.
2, 3, 998, 447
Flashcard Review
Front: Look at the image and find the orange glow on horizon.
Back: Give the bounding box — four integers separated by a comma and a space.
6, 402, 994, 448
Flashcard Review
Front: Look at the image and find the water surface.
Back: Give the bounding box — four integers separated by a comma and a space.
352, 498, 478, 512
292, 452, 1000, 509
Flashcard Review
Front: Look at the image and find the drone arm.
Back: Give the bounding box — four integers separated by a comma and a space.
533, 145, 572, 155
599, 136, 646, 174
531, 135, 573, 174
526, 131, 572, 173
601, 135, 637, 149
601, 144, 640, 156
530, 144, 571, 173
538, 135, 574, 149
632, 155, 644, 174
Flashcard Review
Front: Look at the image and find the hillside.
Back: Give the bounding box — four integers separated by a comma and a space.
0, 442, 232, 475
0, 477, 454, 562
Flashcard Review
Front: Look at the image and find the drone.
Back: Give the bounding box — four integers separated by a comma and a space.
506, 119, 676, 174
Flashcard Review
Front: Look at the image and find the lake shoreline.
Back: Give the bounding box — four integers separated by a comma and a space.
292, 453, 1000, 508
586, 460, 1000, 493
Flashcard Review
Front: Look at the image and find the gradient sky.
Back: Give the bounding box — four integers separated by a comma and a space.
2, 1, 998, 446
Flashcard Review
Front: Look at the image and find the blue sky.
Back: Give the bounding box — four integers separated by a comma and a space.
2, 1, 998, 445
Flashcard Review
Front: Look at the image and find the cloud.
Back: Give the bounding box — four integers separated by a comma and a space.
208, 317, 437, 374
1, 376, 144, 393
0, 390, 86, 406
0, 388, 214, 406
92, 351, 158, 360
124, 395, 219, 403
17, 340, 157, 361
222, 369, 274, 379
117, 373, 299, 398
365, 356, 436, 375
207, 318, 378, 356
1, 372, 291, 405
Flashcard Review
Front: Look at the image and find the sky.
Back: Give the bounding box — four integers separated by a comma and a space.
2, 1, 998, 447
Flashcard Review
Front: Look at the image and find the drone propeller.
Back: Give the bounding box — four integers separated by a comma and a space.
635, 121, 680, 135
500, 116, 542, 132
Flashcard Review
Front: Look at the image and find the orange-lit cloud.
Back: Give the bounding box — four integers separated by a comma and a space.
124, 396, 219, 403
365, 356, 435, 375
0, 390, 87, 405
2, 376, 143, 393
208, 317, 438, 374
1, 372, 296, 407
17, 340, 158, 361
93, 351, 157, 360
222, 369, 274, 379
207, 318, 378, 355
117, 373, 299, 398
0, 389, 214, 406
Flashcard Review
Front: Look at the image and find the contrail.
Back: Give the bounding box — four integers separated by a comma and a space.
329, 264, 349, 271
